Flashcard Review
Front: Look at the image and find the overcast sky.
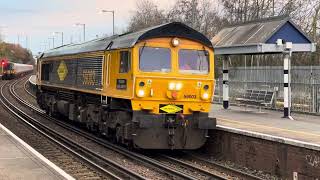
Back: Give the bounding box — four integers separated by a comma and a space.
0, 0, 175, 54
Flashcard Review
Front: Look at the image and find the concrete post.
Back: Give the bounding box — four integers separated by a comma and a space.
283, 45, 292, 119
223, 55, 229, 109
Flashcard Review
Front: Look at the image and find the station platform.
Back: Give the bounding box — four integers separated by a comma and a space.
210, 104, 320, 151
29, 75, 37, 85
0, 123, 73, 180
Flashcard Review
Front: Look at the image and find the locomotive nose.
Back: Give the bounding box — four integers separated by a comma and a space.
171, 91, 178, 99
167, 82, 183, 100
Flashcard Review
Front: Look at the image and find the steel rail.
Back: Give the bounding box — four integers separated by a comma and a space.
158, 154, 227, 180
184, 152, 266, 180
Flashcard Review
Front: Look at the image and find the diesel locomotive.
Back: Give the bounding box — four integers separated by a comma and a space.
36, 22, 216, 149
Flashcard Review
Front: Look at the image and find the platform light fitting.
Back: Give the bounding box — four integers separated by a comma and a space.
276, 39, 283, 46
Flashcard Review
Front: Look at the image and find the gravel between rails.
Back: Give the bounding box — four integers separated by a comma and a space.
185, 152, 278, 180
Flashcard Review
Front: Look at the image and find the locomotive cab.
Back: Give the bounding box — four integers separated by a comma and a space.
129, 38, 216, 149
2, 63, 14, 79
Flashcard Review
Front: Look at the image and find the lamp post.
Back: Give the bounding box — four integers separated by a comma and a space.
54, 32, 64, 46
101, 10, 115, 35
75, 23, 86, 42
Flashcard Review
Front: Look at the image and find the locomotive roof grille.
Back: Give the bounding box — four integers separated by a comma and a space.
41, 22, 212, 59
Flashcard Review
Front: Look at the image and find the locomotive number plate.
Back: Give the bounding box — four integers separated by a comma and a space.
159, 104, 183, 114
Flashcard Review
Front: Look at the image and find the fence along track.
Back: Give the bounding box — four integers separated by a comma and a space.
215, 66, 320, 114
2, 78, 145, 180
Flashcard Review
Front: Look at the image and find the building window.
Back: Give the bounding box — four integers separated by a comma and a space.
119, 51, 131, 73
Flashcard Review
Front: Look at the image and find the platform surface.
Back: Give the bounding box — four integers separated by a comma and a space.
0, 124, 72, 180
210, 104, 320, 149
29, 75, 36, 85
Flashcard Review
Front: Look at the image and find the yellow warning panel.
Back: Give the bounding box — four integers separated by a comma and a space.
57, 61, 68, 81
160, 104, 183, 113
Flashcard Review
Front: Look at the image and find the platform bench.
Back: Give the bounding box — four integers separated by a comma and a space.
236, 89, 275, 111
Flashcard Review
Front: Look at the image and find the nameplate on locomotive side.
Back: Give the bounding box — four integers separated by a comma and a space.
82, 69, 96, 86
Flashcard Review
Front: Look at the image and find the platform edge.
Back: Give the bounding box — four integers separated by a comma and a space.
0, 123, 75, 180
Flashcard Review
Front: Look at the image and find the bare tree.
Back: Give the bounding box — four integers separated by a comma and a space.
127, 0, 167, 32
167, 0, 201, 29
167, 0, 225, 36
220, 0, 303, 23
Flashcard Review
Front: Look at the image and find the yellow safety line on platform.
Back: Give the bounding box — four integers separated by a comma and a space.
217, 117, 320, 138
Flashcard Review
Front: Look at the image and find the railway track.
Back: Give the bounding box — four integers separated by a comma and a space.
16, 76, 228, 179
149, 153, 227, 179
0, 78, 143, 180
184, 152, 266, 180
10, 76, 214, 179
157, 153, 266, 180
17, 75, 266, 180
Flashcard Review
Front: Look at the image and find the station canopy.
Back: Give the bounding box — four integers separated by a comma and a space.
212, 16, 316, 55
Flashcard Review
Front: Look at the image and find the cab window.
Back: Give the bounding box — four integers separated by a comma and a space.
119, 51, 131, 73
41, 63, 52, 81
3, 63, 12, 71
139, 47, 171, 72
178, 49, 209, 74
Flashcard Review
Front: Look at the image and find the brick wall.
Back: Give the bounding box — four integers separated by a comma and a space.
204, 130, 320, 179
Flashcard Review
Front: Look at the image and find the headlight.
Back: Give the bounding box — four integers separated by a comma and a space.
202, 93, 209, 100
169, 82, 175, 90
168, 82, 183, 90
137, 90, 145, 97
175, 83, 183, 90
171, 38, 180, 47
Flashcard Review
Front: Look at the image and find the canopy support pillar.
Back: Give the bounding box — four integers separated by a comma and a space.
283, 45, 293, 119
223, 55, 229, 109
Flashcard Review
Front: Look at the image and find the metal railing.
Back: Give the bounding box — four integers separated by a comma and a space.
214, 66, 320, 114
